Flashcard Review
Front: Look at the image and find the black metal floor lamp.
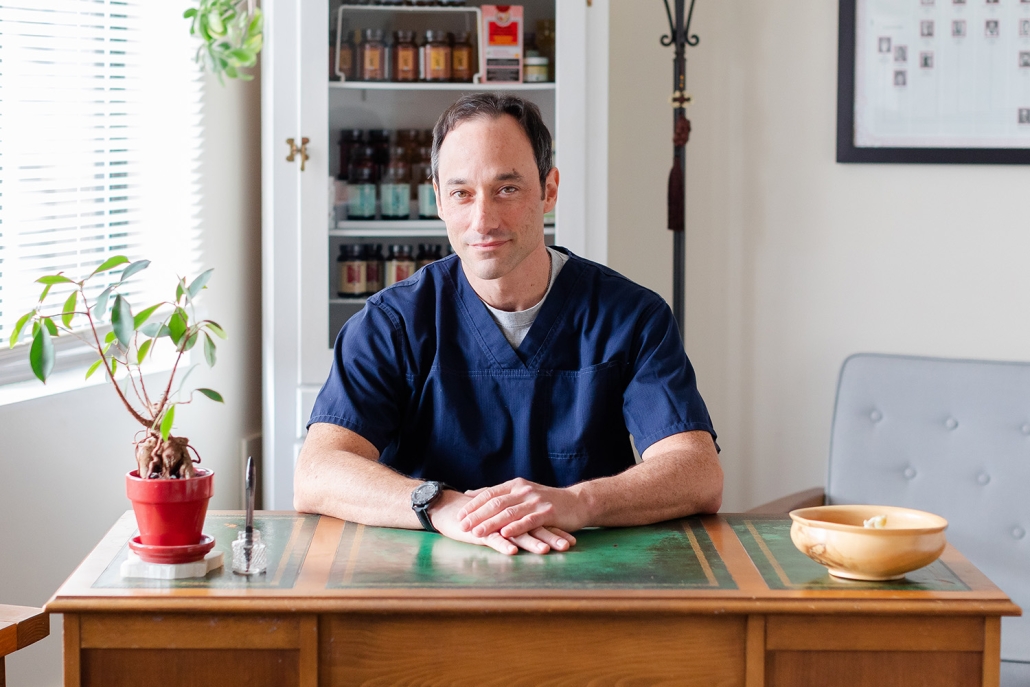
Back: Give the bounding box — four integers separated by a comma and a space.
662, 0, 698, 340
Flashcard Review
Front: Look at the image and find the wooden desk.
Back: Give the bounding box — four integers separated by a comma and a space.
1, 604, 50, 687
47, 511, 1020, 687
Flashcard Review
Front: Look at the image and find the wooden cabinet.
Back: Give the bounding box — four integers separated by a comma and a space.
261, 0, 609, 509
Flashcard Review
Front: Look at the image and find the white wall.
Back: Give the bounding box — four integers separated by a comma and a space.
0, 73, 262, 687
609, 0, 1030, 512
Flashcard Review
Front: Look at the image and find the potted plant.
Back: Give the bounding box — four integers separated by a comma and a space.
8, 256, 226, 559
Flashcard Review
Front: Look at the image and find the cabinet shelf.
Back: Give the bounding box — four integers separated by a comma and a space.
329, 81, 555, 92
330, 297, 368, 305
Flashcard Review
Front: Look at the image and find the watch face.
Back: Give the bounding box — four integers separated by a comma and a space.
412, 482, 439, 507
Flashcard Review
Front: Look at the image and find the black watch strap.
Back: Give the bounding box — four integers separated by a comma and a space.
411, 481, 453, 534
414, 505, 438, 534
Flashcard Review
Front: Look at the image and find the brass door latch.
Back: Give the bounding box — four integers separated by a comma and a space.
286, 137, 310, 172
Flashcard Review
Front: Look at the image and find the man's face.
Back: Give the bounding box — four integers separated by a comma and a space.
434, 114, 558, 282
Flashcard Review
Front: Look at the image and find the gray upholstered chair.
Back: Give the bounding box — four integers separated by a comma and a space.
751, 353, 1029, 685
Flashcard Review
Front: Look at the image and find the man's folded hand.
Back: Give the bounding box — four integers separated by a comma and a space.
456, 477, 588, 546
430, 488, 577, 555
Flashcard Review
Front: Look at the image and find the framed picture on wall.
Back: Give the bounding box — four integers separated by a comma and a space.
837, 0, 1030, 164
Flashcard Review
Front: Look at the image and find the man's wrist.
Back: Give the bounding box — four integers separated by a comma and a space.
567, 481, 599, 528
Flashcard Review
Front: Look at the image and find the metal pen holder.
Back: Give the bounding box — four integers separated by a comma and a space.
232, 530, 267, 575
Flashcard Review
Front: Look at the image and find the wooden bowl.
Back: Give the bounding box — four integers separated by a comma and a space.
789, 505, 948, 581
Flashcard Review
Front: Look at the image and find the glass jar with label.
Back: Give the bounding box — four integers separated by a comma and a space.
415, 146, 438, 219
337, 244, 367, 297
392, 30, 418, 82
380, 146, 411, 219
364, 243, 385, 295
451, 31, 474, 82
368, 129, 391, 182
536, 19, 555, 82
347, 146, 377, 219
337, 30, 356, 81
385, 244, 416, 287
423, 30, 452, 82
523, 56, 549, 82
360, 29, 386, 81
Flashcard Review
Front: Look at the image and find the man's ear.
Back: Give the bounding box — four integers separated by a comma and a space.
433, 179, 445, 221
543, 167, 560, 212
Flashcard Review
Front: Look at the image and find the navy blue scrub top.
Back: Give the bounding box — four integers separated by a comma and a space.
308, 248, 717, 492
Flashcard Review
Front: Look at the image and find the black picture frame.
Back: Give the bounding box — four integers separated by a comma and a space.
836, 0, 1030, 164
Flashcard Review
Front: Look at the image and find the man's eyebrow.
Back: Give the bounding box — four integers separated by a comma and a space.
444, 171, 525, 186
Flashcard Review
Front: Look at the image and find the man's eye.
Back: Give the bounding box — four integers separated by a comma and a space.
499, 186, 518, 195
451, 190, 469, 199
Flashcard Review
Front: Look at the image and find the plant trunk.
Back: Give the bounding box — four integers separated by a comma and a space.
135, 432, 196, 479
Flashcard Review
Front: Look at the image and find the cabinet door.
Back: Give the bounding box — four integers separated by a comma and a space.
263, 0, 334, 508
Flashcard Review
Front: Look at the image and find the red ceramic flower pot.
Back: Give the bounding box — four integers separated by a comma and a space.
126, 469, 214, 546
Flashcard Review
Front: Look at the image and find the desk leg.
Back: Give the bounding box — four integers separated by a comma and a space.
1, 655, 6, 687
983, 617, 1000, 687
63, 614, 80, 687
299, 615, 318, 687
746, 615, 766, 687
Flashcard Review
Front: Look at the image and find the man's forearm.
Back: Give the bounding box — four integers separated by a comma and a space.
570, 433, 723, 527
293, 426, 422, 529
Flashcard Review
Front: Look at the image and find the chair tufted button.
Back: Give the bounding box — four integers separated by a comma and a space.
870, 410, 883, 422
1022, 423, 1030, 435
976, 471, 990, 485
945, 417, 958, 430
903, 467, 917, 480
1014, 527, 1026, 540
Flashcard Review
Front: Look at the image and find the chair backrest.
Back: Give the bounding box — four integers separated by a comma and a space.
828, 353, 1030, 663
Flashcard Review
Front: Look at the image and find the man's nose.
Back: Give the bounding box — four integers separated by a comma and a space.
469, 194, 499, 233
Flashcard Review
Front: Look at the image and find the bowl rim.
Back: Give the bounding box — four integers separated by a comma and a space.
789, 504, 948, 535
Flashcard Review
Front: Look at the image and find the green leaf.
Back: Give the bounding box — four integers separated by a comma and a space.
85, 358, 104, 380
196, 388, 224, 403
43, 317, 59, 337
29, 326, 55, 383
183, 7, 197, 18
119, 259, 151, 283
203, 333, 216, 367
9, 311, 34, 349
187, 268, 213, 299
94, 285, 114, 318
90, 255, 130, 277
39, 283, 53, 303
140, 322, 170, 338
133, 304, 162, 329
105, 330, 117, 344
184, 331, 199, 351
229, 48, 253, 65
111, 295, 134, 347
168, 308, 188, 345
61, 291, 78, 328
137, 339, 153, 364
36, 274, 73, 285
247, 10, 263, 37
175, 279, 185, 303
205, 321, 227, 339
160, 405, 175, 441
110, 358, 118, 377
207, 9, 225, 35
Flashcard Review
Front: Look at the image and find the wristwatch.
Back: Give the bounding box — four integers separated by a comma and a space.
411, 481, 451, 534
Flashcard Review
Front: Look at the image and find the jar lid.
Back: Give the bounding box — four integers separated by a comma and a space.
424, 30, 449, 43
363, 28, 384, 42
344, 244, 364, 258
453, 31, 471, 43
524, 56, 549, 65
394, 30, 415, 42
339, 129, 365, 142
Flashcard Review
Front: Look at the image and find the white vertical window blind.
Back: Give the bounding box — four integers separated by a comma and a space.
0, 0, 202, 382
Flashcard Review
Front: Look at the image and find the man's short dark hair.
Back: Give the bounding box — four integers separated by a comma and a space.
432, 93, 553, 193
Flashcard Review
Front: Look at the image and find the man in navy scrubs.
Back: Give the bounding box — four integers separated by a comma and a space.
295, 93, 722, 556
